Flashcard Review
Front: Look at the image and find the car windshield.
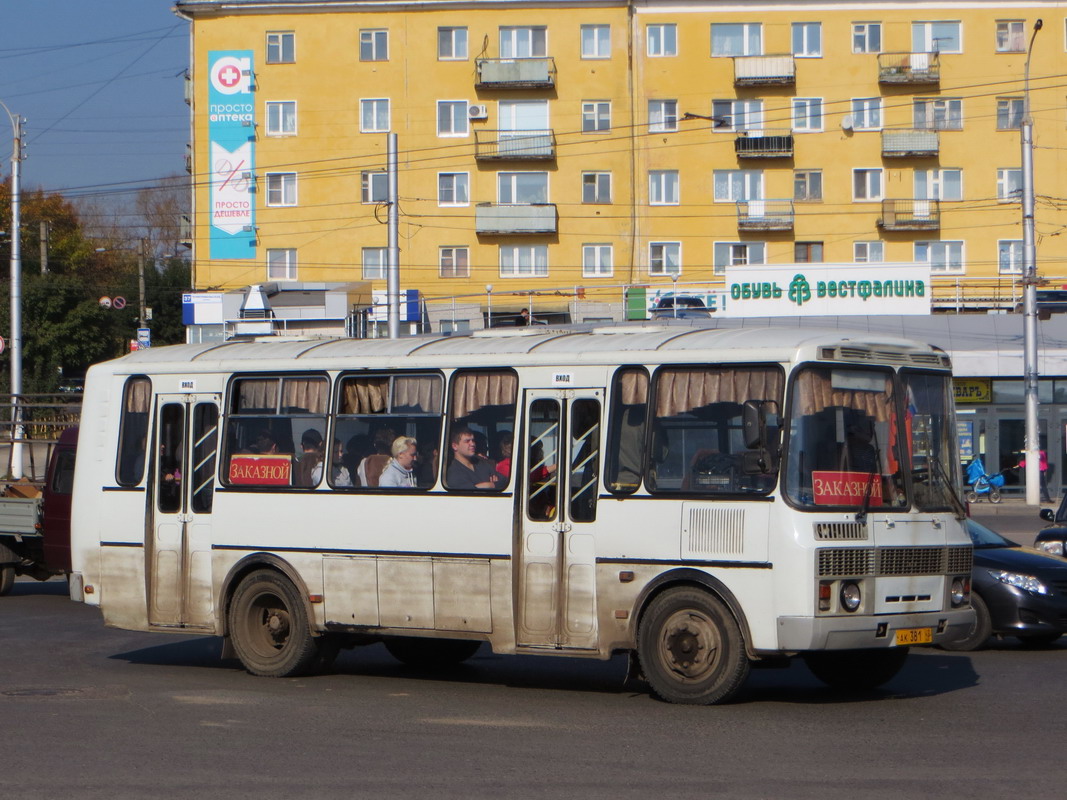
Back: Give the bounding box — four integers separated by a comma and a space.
966, 519, 1018, 548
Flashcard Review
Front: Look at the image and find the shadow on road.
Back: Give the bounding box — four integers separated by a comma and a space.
7, 579, 70, 597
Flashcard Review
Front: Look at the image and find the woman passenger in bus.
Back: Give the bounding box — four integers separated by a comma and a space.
317, 438, 352, 488
379, 436, 419, 488
293, 429, 324, 487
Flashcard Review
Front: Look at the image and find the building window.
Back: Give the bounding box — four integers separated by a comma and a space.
266, 32, 295, 64
915, 169, 963, 201
362, 247, 387, 280
792, 98, 823, 132
583, 244, 613, 277
437, 100, 469, 136
362, 171, 388, 203
997, 97, 1024, 130
360, 29, 388, 61
582, 171, 611, 204
649, 242, 681, 276
713, 242, 765, 274
915, 240, 964, 274
500, 26, 547, 58
266, 248, 297, 280
851, 97, 882, 129
438, 172, 469, 206
912, 21, 961, 53
714, 169, 762, 202
648, 170, 680, 205
998, 240, 1024, 274
794, 242, 824, 263
647, 24, 678, 57
648, 99, 678, 132
711, 23, 761, 56
853, 241, 884, 262
853, 168, 883, 201
997, 168, 1022, 202
712, 99, 762, 131
498, 171, 548, 203
360, 98, 390, 132
265, 172, 297, 206
582, 100, 611, 133
852, 22, 881, 53
440, 246, 470, 278
793, 170, 822, 202
792, 22, 822, 57
914, 97, 962, 130
438, 27, 468, 60
581, 24, 610, 58
996, 21, 1025, 52
265, 101, 296, 135
500, 244, 548, 277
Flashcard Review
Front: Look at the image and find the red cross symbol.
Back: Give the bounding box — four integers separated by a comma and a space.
218, 65, 241, 87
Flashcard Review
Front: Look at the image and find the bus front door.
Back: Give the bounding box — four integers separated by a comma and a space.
147, 394, 220, 630
516, 390, 603, 650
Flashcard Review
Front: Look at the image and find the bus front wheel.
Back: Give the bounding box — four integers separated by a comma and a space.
803, 647, 910, 690
229, 570, 323, 678
637, 588, 750, 705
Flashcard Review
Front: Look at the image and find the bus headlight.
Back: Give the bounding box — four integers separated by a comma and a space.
950, 577, 969, 607
840, 581, 862, 612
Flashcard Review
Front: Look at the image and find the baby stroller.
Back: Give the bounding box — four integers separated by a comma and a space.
965, 456, 1007, 504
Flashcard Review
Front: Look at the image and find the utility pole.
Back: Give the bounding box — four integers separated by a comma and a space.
138, 237, 147, 328
2, 100, 24, 480
386, 133, 400, 339
39, 220, 48, 274
1022, 19, 1043, 505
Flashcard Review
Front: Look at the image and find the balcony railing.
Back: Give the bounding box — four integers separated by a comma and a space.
474, 130, 555, 160
475, 57, 555, 89
878, 199, 941, 230
737, 199, 794, 231
733, 55, 796, 86
881, 129, 939, 157
475, 203, 557, 235
878, 52, 940, 84
735, 129, 793, 158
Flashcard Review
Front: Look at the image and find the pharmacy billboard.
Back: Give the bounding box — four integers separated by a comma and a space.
208, 50, 255, 260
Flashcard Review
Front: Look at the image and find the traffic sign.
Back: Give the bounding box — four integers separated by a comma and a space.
113, 296, 127, 310
0, 336, 5, 355
137, 328, 152, 349
99, 296, 112, 309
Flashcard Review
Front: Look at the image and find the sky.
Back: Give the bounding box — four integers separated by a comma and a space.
1, 1, 189, 204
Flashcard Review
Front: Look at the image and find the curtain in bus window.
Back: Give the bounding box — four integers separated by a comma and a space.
394, 375, 443, 412
655, 369, 783, 417
342, 377, 389, 414
792, 370, 892, 421
606, 368, 648, 494
451, 371, 518, 419
235, 379, 278, 413
282, 378, 327, 413
116, 376, 151, 486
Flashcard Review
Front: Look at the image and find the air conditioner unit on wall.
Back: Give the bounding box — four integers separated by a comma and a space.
468, 104, 489, 120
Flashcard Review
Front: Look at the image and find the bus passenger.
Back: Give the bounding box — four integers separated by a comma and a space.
317, 438, 353, 487
447, 427, 503, 490
379, 436, 418, 488
293, 429, 324, 487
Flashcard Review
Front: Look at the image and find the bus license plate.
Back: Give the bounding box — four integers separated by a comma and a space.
894, 627, 933, 645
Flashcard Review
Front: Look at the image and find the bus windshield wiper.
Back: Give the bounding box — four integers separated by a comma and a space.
930, 455, 967, 519
855, 469, 877, 524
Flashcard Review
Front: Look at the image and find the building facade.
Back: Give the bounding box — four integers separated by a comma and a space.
175, 0, 1067, 329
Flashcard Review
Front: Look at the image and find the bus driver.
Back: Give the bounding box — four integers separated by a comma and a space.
447, 428, 503, 490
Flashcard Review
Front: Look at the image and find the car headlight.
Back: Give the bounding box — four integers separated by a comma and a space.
1037, 540, 1065, 557
989, 569, 1050, 595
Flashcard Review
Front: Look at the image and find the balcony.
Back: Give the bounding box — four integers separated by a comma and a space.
881, 129, 939, 158
475, 58, 555, 89
474, 130, 555, 160
878, 52, 940, 84
475, 203, 557, 235
735, 129, 793, 158
878, 199, 940, 230
733, 55, 796, 87
737, 199, 794, 231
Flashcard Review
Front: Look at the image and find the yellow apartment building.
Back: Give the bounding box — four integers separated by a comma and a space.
174, 0, 1067, 331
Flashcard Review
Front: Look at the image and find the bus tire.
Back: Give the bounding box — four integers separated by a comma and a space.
384, 637, 482, 668
0, 564, 14, 596
803, 647, 910, 690
228, 570, 321, 678
637, 588, 750, 705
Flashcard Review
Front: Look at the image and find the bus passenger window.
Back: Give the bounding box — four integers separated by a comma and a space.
527, 399, 559, 520
157, 403, 185, 513
116, 376, 150, 486
444, 369, 517, 492
606, 368, 648, 494
569, 399, 601, 522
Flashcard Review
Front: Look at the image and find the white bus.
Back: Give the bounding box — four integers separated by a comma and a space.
69, 324, 973, 704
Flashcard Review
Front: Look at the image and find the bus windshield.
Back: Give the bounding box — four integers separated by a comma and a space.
784, 366, 907, 510
901, 370, 963, 513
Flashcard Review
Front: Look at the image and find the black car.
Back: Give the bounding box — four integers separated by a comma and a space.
941, 519, 1067, 651
650, 295, 714, 320
1037, 494, 1067, 557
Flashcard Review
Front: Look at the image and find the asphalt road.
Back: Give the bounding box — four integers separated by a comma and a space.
2, 569, 1066, 800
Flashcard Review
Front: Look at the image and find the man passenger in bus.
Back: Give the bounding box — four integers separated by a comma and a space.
379, 436, 419, 488
251, 428, 279, 455
447, 427, 503, 489
293, 428, 324, 487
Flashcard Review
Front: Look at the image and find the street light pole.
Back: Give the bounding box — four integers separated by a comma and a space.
1, 99, 24, 480
1022, 19, 1043, 505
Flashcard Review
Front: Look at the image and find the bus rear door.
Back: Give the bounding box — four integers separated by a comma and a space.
516, 389, 603, 650
148, 394, 220, 630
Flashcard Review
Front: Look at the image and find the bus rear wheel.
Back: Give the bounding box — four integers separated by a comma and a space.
384, 637, 482, 668
803, 647, 910, 690
229, 570, 322, 678
637, 588, 750, 705
0, 564, 14, 596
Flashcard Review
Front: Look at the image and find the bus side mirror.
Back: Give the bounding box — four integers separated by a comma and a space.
742, 400, 765, 450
